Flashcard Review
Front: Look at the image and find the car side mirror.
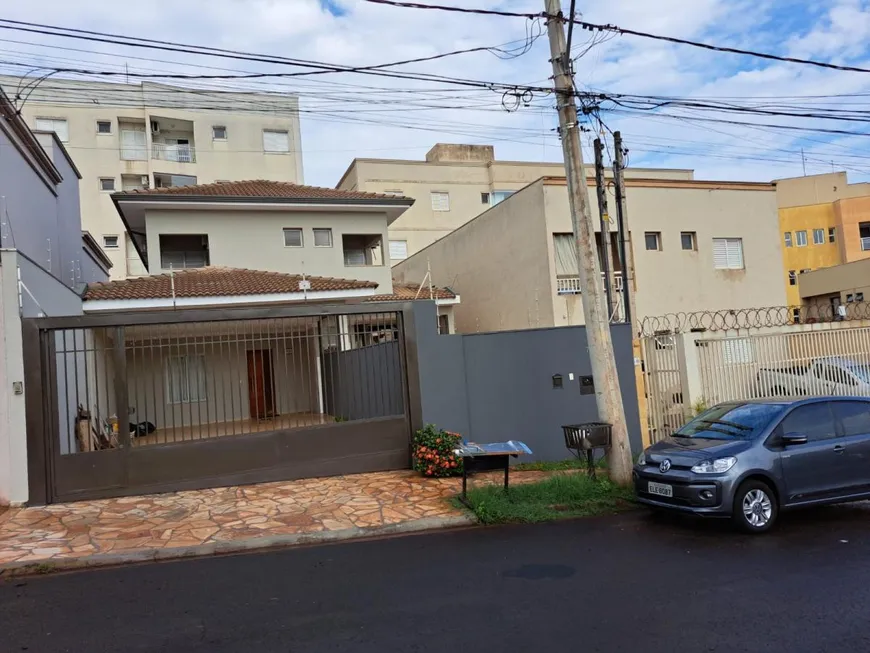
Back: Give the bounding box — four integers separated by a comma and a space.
782, 432, 808, 446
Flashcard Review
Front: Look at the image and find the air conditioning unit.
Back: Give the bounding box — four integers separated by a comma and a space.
150, 120, 160, 135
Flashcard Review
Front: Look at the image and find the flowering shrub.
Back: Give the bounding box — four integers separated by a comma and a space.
413, 424, 464, 478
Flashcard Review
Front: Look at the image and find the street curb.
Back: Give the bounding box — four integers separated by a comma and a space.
0, 513, 477, 577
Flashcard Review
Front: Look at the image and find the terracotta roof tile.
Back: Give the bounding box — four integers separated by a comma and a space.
367, 283, 456, 302
84, 267, 378, 301
115, 179, 412, 202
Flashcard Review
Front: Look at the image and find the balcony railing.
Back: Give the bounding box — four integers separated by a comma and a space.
862, 236, 870, 251
152, 142, 196, 163
556, 271, 624, 295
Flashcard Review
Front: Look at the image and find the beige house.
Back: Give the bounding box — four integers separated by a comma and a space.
392, 176, 786, 332
0, 77, 304, 279
336, 143, 694, 263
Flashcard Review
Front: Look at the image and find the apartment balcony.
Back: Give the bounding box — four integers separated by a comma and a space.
556, 271, 624, 295
152, 142, 196, 164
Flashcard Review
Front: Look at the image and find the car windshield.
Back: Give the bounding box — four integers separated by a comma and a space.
674, 403, 786, 440
845, 363, 870, 384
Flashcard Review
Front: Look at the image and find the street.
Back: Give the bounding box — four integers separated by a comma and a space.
3, 506, 870, 652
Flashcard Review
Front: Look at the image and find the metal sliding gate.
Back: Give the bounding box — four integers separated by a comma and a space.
24, 304, 416, 504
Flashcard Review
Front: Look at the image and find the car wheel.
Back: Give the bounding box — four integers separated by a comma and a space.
733, 480, 777, 533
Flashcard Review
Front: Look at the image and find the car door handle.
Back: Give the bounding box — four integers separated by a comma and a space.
834, 445, 846, 454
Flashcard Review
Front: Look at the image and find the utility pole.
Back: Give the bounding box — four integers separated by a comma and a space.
612, 132, 637, 328
545, 0, 634, 484
594, 138, 615, 319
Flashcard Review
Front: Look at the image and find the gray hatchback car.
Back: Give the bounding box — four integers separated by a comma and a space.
634, 397, 870, 532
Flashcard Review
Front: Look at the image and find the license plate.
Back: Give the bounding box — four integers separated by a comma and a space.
647, 481, 673, 498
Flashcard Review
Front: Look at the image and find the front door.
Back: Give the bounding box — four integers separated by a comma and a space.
247, 349, 275, 420
779, 402, 847, 502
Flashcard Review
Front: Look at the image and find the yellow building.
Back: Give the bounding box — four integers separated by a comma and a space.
776, 173, 870, 307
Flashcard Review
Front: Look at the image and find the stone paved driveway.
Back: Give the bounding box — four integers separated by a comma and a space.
0, 469, 555, 572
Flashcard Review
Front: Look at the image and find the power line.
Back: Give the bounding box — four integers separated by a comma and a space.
357, 0, 870, 74
360, 0, 542, 18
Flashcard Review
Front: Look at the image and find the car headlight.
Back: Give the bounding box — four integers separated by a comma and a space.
691, 457, 737, 474
636, 451, 647, 466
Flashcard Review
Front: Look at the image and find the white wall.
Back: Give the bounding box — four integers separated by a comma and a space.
0, 252, 27, 504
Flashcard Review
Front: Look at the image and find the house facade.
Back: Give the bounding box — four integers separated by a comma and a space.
0, 87, 109, 504
777, 172, 870, 307
0, 77, 304, 278
336, 143, 694, 264
392, 175, 786, 333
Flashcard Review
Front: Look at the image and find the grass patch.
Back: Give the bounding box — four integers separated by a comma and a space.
457, 474, 634, 525
513, 457, 606, 472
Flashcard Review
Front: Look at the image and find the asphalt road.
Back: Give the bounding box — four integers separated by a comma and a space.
3, 506, 870, 653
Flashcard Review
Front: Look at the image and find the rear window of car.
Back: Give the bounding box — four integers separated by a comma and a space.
832, 401, 870, 437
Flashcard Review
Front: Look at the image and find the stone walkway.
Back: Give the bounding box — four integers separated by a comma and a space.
0, 469, 555, 572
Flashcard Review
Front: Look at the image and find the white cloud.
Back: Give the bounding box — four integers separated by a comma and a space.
1, 0, 869, 185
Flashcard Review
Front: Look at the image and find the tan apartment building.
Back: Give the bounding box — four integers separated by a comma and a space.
392, 175, 786, 333
0, 77, 304, 279
776, 172, 870, 306
336, 143, 693, 263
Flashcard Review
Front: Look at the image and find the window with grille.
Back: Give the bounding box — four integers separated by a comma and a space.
713, 238, 744, 270
159, 234, 209, 269
313, 228, 332, 247
35, 117, 69, 142
263, 129, 290, 153
389, 240, 408, 260
166, 355, 207, 404
430, 191, 450, 212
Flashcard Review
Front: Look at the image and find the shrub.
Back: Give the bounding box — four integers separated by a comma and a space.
413, 424, 464, 478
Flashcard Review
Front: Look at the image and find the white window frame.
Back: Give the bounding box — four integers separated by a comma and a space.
212, 125, 227, 141
796, 230, 808, 247
813, 228, 825, 245
430, 191, 450, 212
313, 228, 333, 248
784, 232, 792, 248
383, 189, 404, 196
96, 120, 112, 135
389, 240, 409, 260
120, 128, 147, 161
165, 355, 207, 404
263, 129, 290, 153
489, 190, 513, 206
35, 117, 69, 142
680, 231, 696, 251
713, 238, 745, 270
283, 228, 303, 248
103, 235, 119, 249
644, 232, 661, 251
99, 177, 116, 192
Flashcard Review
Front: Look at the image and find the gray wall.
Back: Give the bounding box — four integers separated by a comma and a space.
323, 341, 404, 420
411, 302, 642, 462
14, 253, 83, 318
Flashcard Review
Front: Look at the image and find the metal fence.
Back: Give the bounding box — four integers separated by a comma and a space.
639, 333, 685, 443
52, 310, 404, 455
697, 326, 870, 406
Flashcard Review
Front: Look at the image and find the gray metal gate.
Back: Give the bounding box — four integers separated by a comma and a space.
23, 303, 417, 504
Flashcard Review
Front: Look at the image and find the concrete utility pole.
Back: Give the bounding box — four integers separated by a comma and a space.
593, 138, 615, 319
612, 131, 637, 328
545, 0, 634, 483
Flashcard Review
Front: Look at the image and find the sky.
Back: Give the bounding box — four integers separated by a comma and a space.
1, 0, 869, 187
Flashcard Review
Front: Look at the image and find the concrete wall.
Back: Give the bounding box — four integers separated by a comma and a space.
0, 254, 26, 503
410, 302, 642, 461
836, 196, 870, 264
16, 254, 83, 318
338, 147, 694, 260
799, 258, 870, 301
143, 208, 394, 292
393, 182, 553, 332
1, 76, 304, 278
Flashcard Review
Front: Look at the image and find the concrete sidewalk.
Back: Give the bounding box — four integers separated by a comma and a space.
0, 469, 556, 573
